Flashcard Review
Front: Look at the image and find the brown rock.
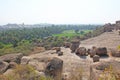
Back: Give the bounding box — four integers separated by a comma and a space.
75, 47, 87, 56
93, 55, 100, 62
0, 53, 23, 63
0, 61, 9, 74
89, 49, 96, 57
96, 47, 108, 56
45, 57, 63, 80
70, 40, 80, 53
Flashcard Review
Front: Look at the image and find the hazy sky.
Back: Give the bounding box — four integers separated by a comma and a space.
0, 0, 120, 24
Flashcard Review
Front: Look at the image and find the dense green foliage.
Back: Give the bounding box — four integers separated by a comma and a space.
0, 24, 102, 55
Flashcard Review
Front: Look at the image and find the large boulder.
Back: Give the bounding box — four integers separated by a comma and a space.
70, 40, 80, 53
0, 61, 9, 74
96, 47, 108, 56
90, 60, 120, 80
0, 53, 23, 64
45, 57, 63, 80
64, 42, 71, 48
75, 47, 87, 56
89, 47, 108, 57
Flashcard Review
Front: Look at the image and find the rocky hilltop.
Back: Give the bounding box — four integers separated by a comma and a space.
0, 21, 120, 80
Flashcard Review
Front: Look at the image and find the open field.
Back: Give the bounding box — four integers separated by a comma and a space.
53, 30, 92, 37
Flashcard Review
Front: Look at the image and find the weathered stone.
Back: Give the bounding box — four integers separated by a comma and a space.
45, 57, 63, 80
75, 47, 87, 56
96, 47, 108, 56
70, 40, 80, 53
21, 56, 32, 64
0, 53, 23, 63
93, 55, 100, 62
0, 61, 9, 74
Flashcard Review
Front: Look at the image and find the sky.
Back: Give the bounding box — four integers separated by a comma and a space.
0, 0, 120, 25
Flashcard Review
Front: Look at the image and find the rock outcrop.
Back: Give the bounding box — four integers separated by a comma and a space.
90, 60, 120, 80
45, 57, 63, 80
0, 53, 23, 63
0, 61, 9, 74
70, 40, 80, 53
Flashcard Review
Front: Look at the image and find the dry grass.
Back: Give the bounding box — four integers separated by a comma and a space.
68, 67, 83, 80
98, 65, 120, 80
0, 64, 53, 80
